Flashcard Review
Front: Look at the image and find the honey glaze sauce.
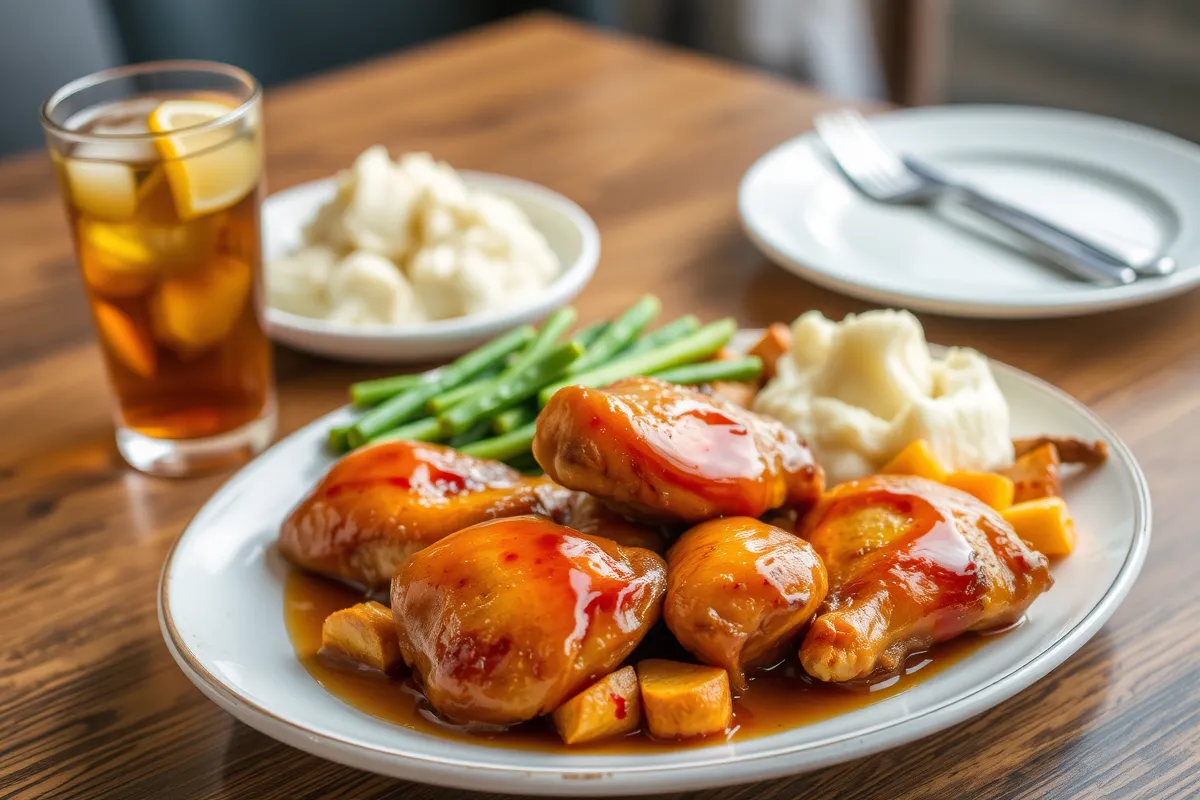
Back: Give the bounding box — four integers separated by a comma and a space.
286, 570, 999, 753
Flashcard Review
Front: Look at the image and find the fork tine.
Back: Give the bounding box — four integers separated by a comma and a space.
816, 108, 923, 200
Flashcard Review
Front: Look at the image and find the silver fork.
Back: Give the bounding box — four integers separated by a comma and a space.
814, 109, 1176, 285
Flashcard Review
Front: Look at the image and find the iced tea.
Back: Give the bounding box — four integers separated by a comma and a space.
43, 63, 275, 475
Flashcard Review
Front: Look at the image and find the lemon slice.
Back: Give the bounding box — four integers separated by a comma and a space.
148, 99, 260, 220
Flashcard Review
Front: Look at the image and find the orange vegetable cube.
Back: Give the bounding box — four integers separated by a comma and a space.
881, 440, 947, 483
1002, 443, 1062, 504
945, 471, 1016, 512
748, 322, 792, 381
551, 666, 641, 745
1002, 497, 1077, 557
637, 659, 732, 740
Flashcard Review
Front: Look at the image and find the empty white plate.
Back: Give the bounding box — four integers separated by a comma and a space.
159, 331, 1149, 795
264, 173, 600, 362
740, 106, 1200, 318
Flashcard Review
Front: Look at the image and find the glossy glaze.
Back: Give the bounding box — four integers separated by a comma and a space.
278, 441, 570, 590
665, 517, 828, 692
533, 376, 823, 523
800, 475, 1053, 683
286, 569, 994, 752
391, 516, 667, 726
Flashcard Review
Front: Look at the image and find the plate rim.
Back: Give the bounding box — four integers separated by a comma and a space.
158, 337, 1152, 793
739, 103, 1200, 319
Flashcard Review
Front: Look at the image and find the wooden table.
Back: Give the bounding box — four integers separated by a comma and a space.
2, 14, 1196, 800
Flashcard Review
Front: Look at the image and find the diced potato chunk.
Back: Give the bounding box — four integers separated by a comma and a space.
944, 471, 1015, 512
748, 322, 792, 381
1003, 497, 1076, 557
1002, 443, 1062, 504
552, 666, 641, 745
882, 439, 947, 483
711, 380, 758, 408
636, 659, 731, 739
320, 601, 403, 672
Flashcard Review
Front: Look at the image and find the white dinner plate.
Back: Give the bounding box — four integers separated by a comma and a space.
159, 331, 1150, 795
739, 106, 1200, 318
263, 173, 600, 362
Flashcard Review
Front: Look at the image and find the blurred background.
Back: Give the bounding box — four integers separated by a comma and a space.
4, 0, 1199, 156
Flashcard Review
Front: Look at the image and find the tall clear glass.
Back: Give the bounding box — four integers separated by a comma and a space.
42, 61, 276, 476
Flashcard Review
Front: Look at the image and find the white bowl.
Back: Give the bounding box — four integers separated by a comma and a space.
262, 172, 600, 362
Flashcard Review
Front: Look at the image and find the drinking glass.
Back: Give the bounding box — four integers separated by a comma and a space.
42, 61, 276, 476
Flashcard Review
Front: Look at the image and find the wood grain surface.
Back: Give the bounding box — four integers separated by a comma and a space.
1, 13, 1197, 800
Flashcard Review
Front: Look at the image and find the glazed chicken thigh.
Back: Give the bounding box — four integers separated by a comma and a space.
533, 376, 823, 524
665, 517, 828, 691
392, 515, 667, 726
279, 441, 569, 590
799, 475, 1053, 683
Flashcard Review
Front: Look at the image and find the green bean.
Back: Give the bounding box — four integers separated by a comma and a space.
426, 375, 500, 415
348, 325, 534, 447
367, 416, 443, 446
427, 308, 576, 415
566, 295, 660, 374
571, 321, 608, 349
621, 315, 701, 358
652, 356, 763, 385
448, 419, 494, 448
439, 341, 583, 436
328, 425, 353, 453
492, 405, 536, 435
538, 318, 737, 405
349, 372, 427, 408
459, 421, 537, 462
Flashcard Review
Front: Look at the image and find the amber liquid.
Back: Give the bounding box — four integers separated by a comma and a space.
284, 570, 995, 753
54, 95, 272, 439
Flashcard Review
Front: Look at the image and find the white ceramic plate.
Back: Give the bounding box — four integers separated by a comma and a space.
739, 106, 1200, 318
159, 331, 1150, 794
264, 173, 600, 362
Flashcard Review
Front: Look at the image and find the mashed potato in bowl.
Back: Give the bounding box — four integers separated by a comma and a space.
754, 309, 1013, 486
267, 147, 559, 326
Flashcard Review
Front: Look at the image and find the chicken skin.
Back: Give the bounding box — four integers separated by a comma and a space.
392, 515, 667, 726
533, 376, 823, 524
552, 491, 667, 554
665, 518, 827, 692
279, 441, 570, 591
799, 475, 1053, 683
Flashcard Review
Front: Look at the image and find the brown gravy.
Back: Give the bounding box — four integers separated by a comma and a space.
285, 569, 995, 753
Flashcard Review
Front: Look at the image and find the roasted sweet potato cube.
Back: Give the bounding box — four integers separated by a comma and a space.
1002, 443, 1062, 504
944, 471, 1015, 512
1003, 497, 1076, 556
551, 666, 641, 745
1013, 436, 1107, 465
882, 439, 947, 483
320, 601, 402, 672
748, 323, 792, 381
636, 659, 732, 739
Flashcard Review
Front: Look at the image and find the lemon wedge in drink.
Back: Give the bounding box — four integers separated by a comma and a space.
148, 99, 260, 220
